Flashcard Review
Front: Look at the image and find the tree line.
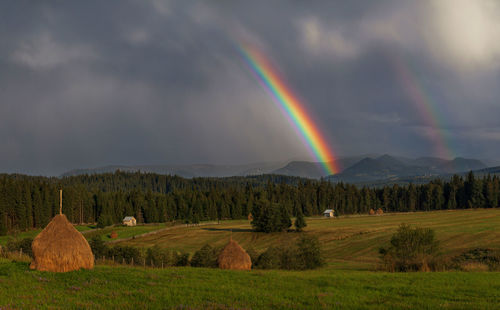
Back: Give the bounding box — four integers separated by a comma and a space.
0, 171, 498, 235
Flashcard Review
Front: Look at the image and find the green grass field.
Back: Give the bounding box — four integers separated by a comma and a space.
85, 224, 169, 242
1, 209, 499, 309
0, 259, 499, 309
119, 209, 500, 269
0, 224, 169, 246
0, 225, 93, 246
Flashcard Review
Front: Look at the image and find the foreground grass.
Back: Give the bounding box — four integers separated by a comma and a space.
119, 209, 500, 269
0, 259, 498, 309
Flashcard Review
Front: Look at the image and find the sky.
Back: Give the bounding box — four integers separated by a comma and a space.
1, 0, 500, 175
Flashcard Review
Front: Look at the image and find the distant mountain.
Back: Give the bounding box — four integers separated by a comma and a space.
271, 155, 379, 179
328, 155, 487, 184
62, 154, 489, 181
329, 155, 429, 183
272, 161, 325, 179
482, 159, 500, 167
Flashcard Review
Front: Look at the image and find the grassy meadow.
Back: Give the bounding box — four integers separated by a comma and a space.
0, 224, 170, 246
0, 259, 499, 309
0, 225, 93, 246
119, 208, 500, 269
1, 209, 499, 309
84, 224, 169, 242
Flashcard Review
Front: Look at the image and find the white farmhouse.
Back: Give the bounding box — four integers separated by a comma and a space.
122, 216, 137, 226
323, 209, 335, 218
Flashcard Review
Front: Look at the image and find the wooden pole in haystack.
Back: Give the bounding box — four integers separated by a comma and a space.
59, 189, 63, 215
30, 188, 94, 272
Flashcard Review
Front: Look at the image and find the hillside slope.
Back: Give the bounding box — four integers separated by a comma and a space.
118, 209, 500, 267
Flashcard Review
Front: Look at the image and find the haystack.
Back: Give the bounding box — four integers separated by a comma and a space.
30, 190, 94, 272
218, 239, 252, 270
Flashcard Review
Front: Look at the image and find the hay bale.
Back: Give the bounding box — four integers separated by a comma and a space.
110, 231, 118, 239
30, 214, 94, 272
218, 239, 252, 270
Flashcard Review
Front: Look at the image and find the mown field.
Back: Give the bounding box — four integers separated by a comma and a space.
119, 209, 500, 269
0, 209, 499, 309
0, 259, 499, 309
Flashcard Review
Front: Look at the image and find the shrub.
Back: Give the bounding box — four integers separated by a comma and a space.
191, 244, 220, 268
145, 246, 178, 267
254, 235, 323, 270
6, 238, 33, 257
452, 248, 500, 271
89, 236, 107, 259
245, 247, 260, 267
379, 223, 439, 272
174, 252, 190, 266
109, 245, 144, 265
295, 235, 324, 269
255, 246, 282, 269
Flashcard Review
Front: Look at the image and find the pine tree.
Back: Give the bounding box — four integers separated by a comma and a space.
294, 209, 306, 232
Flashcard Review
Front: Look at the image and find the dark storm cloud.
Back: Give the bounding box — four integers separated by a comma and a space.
1, 0, 500, 175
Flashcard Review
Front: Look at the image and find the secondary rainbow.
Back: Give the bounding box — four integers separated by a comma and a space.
392, 54, 454, 160
238, 43, 339, 175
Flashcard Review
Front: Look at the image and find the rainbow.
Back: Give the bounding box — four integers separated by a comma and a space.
238, 43, 339, 175
392, 54, 454, 160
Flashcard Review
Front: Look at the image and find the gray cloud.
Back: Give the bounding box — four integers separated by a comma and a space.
1, 0, 499, 175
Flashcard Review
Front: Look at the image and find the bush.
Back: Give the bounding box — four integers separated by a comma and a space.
452, 248, 500, 271
146, 246, 178, 267
245, 247, 260, 267
174, 252, 190, 266
89, 236, 107, 259
295, 235, 323, 269
254, 235, 323, 270
379, 223, 439, 272
6, 238, 33, 257
255, 246, 283, 269
191, 244, 220, 268
108, 245, 144, 265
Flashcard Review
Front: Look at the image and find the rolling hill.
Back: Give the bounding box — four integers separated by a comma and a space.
62, 154, 491, 184
328, 155, 487, 184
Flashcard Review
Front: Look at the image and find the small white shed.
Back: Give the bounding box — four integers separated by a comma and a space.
323, 209, 335, 218
122, 216, 137, 226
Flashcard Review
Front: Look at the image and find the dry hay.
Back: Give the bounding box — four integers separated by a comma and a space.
110, 231, 118, 239
218, 239, 252, 270
30, 214, 94, 272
